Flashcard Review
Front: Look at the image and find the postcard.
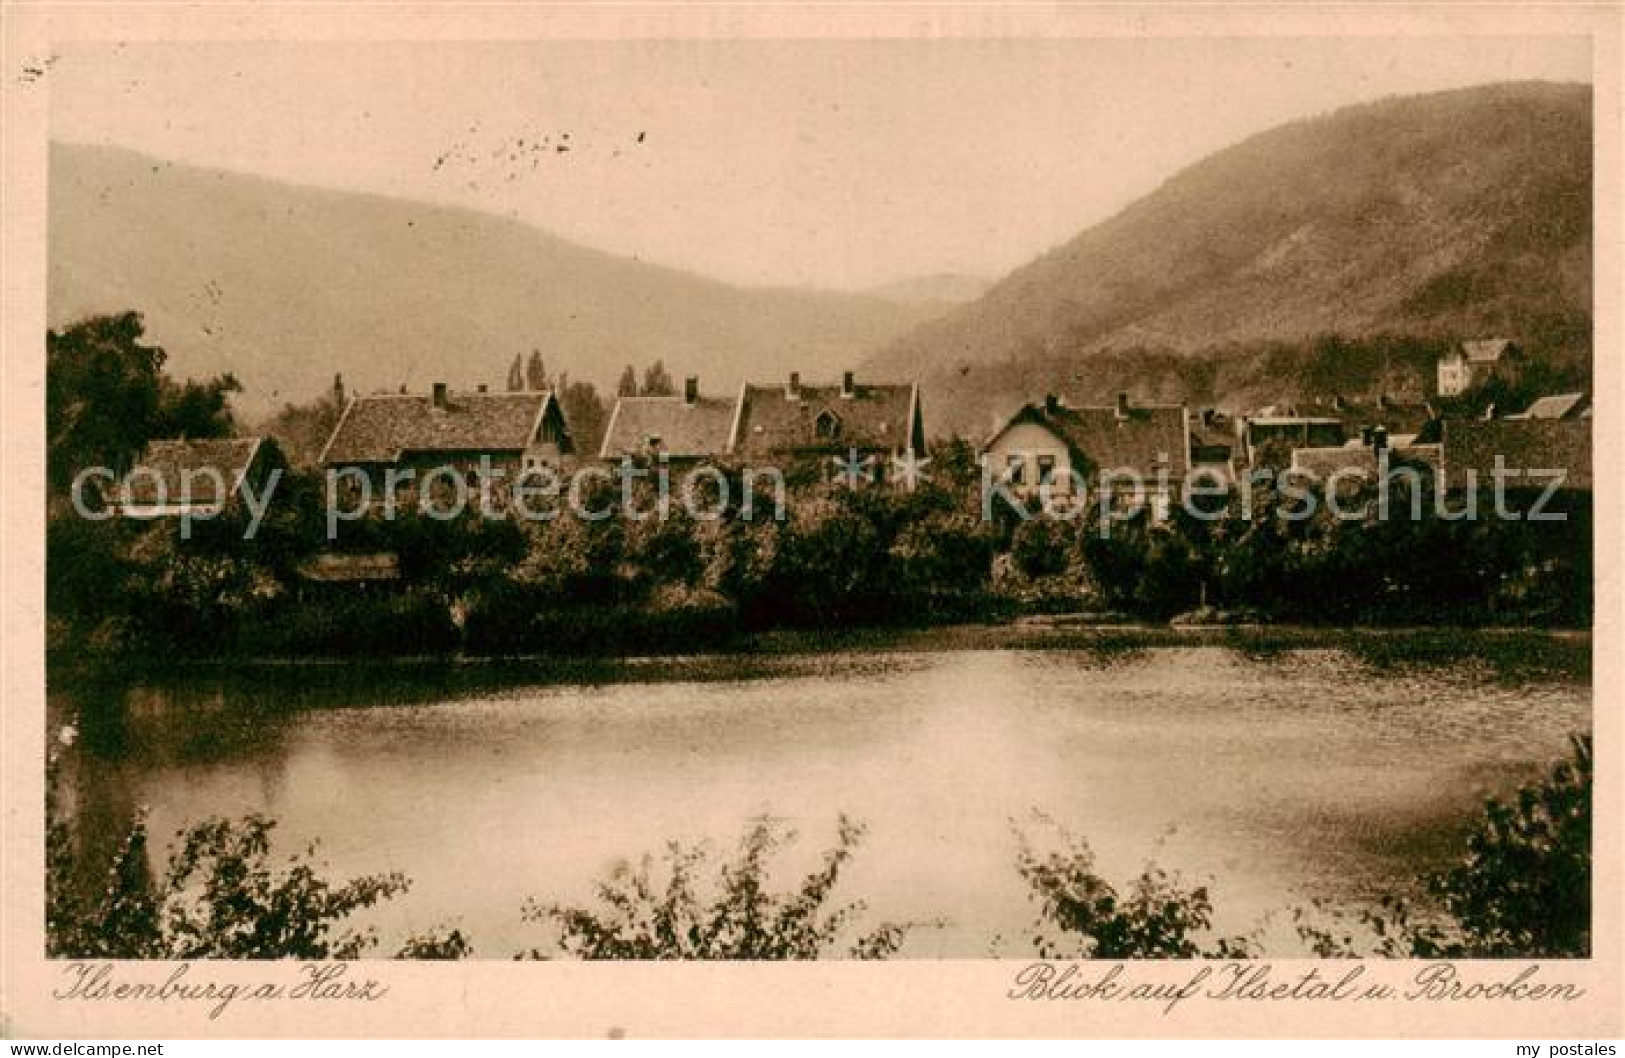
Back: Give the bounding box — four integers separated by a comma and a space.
2, 2, 1619, 1040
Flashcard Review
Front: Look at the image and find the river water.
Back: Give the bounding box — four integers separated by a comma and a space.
51, 628, 1591, 957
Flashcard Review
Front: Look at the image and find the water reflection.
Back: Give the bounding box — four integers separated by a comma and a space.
50, 628, 1590, 958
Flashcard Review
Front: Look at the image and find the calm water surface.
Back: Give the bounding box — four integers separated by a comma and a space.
53, 629, 1591, 957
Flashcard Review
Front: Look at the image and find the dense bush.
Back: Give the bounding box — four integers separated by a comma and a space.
1295, 733, 1592, 958
1013, 815, 1256, 959
46, 804, 463, 959
519, 816, 909, 960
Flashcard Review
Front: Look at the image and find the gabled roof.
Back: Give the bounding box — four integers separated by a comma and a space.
986, 402, 1191, 480
729, 381, 920, 457
121, 437, 268, 507
321, 390, 557, 465
599, 395, 736, 460
1508, 392, 1590, 421
1440, 419, 1591, 492
1459, 338, 1519, 364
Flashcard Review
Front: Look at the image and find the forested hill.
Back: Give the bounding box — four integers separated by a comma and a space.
866, 82, 1591, 438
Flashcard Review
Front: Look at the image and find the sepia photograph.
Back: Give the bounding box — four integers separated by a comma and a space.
2, 2, 1620, 1043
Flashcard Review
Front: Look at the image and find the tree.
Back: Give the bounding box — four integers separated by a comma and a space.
507, 354, 525, 392
47, 312, 166, 491
617, 365, 639, 398
641, 360, 675, 397
47, 312, 240, 492
264, 380, 346, 468
525, 349, 548, 391
153, 375, 242, 440
556, 376, 608, 459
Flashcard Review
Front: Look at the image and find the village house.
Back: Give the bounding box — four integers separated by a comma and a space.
1314, 395, 1437, 448
1289, 435, 1444, 494
980, 394, 1192, 517
727, 371, 925, 474
596, 371, 926, 480
1437, 418, 1592, 498
598, 376, 736, 466
113, 436, 285, 518
1436, 338, 1523, 398
319, 382, 573, 499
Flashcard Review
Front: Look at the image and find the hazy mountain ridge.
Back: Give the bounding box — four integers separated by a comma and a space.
863, 273, 992, 306
48, 143, 950, 419
865, 82, 1591, 435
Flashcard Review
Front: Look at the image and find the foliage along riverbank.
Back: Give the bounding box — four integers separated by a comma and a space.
49, 454, 1592, 663
48, 312, 1590, 663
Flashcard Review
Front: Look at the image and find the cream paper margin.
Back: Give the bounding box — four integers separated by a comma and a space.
1, 2, 1620, 1040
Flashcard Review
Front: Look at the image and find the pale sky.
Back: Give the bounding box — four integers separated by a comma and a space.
52, 37, 1590, 291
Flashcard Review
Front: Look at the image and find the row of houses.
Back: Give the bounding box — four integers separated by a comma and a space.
983, 386, 1592, 507
108, 351, 1592, 521
105, 371, 927, 517
310, 371, 925, 485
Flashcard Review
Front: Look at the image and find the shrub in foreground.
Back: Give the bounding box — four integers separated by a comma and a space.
1013, 814, 1256, 959
520, 816, 908, 959
47, 804, 465, 959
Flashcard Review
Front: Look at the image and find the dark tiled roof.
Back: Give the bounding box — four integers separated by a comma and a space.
321, 391, 553, 464
1291, 443, 1442, 480
599, 396, 736, 460
1306, 400, 1436, 438
730, 382, 919, 458
122, 437, 266, 506
993, 402, 1191, 480
1441, 419, 1591, 492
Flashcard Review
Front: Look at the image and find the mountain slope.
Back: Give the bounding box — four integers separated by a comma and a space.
49, 143, 948, 419
866, 82, 1591, 434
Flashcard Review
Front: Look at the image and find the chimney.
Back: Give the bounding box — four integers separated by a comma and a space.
432, 382, 448, 410
842, 371, 856, 398
787, 372, 801, 399
684, 376, 699, 405
1116, 392, 1131, 420
477, 383, 489, 393
1043, 392, 1061, 414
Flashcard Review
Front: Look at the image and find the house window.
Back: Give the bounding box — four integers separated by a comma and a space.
1036, 455, 1057, 484
816, 410, 842, 441
1005, 454, 1026, 485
